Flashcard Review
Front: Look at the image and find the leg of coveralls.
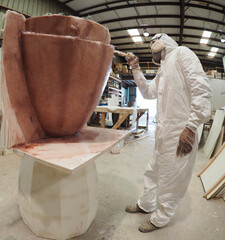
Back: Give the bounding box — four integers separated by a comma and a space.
149, 135, 198, 227
137, 149, 158, 213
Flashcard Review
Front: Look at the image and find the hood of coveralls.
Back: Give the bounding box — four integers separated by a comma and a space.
151, 33, 178, 57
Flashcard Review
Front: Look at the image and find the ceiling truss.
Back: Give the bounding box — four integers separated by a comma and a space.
77, 0, 225, 16
57, 0, 225, 68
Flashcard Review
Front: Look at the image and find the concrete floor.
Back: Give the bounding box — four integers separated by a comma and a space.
0, 122, 225, 240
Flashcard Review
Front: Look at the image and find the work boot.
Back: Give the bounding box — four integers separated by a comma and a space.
125, 203, 148, 214
139, 220, 157, 233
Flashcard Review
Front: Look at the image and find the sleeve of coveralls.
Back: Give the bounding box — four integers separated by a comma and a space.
132, 69, 157, 99
179, 47, 212, 131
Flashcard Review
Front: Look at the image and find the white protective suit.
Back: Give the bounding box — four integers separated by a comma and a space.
133, 33, 212, 227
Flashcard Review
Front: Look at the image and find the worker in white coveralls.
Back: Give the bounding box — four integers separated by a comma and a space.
125, 33, 212, 232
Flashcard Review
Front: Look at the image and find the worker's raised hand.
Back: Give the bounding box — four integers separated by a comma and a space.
176, 127, 195, 157
125, 52, 140, 69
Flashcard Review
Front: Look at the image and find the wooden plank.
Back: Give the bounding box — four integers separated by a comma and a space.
13, 126, 130, 174
95, 106, 148, 115
204, 175, 225, 199
198, 142, 225, 177
112, 113, 129, 129
136, 112, 145, 121
136, 112, 147, 130
101, 112, 106, 128
95, 106, 133, 114
199, 143, 225, 198
211, 181, 225, 198
138, 126, 148, 129
95, 107, 148, 130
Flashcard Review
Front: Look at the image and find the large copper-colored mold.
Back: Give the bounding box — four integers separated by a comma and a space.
1, 11, 114, 147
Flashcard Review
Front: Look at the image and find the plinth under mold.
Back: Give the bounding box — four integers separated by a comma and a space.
14, 126, 130, 240
19, 158, 98, 239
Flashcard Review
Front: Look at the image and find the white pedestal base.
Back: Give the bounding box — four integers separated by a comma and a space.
18, 157, 98, 240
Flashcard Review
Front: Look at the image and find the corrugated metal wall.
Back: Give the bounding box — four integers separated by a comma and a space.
0, 0, 74, 39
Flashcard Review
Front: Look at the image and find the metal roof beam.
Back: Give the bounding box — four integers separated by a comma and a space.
77, 0, 225, 15
109, 25, 225, 36
111, 33, 224, 44
55, 0, 80, 16
124, 53, 223, 61
182, 41, 225, 51
116, 47, 224, 55
190, 0, 225, 10
117, 50, 223, 65
79, 2, 179, 16
99, 15, 225, 27
113, 40, 225, 51
77, 0, 129, 13
138, 56, 222, 66
179, 0, 185, 46
64, 0, 74, 4
136, 53, 222, 61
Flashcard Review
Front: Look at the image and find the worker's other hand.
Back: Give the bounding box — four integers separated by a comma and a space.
125, 52, 140, 69
176, 127, 195, 157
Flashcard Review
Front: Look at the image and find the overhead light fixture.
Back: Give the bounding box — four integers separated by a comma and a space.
127, 29, 140, 36
200, 38, 208, 44
132, 36, 143, 42
200, 30, 211, 45
143, 31, 150, 37
202, 30, 212, 38
218, 31, 225, 43
143, 25, 149, 37
220, 34, 225, 43
208, 52, 216, 58
211, 47, 219, 52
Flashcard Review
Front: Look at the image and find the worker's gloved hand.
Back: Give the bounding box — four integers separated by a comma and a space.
176, 127, 195, 157
125, 52, 140, 69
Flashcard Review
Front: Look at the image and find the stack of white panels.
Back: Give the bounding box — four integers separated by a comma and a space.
197, 123, 204, 144
198, 143, 225, 200
203, 109, 225, 158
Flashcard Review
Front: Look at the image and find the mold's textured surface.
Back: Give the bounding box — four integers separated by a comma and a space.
1, 11, 114, 145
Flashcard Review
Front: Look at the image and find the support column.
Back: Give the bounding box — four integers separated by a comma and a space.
223, 56, 225, 71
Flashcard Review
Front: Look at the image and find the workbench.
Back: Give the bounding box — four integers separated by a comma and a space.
13, 126, 129, 240
94, 106, 149, 130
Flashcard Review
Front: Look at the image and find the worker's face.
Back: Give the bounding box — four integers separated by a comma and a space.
150, 36, 166, 65
152, 51, 162, 64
